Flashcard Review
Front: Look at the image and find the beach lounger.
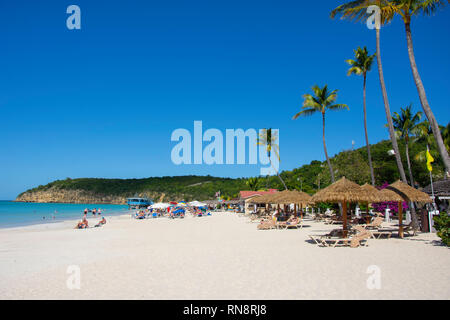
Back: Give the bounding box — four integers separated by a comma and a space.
402, 223, 418, 237
249, 214, 262, 223
257, 219, 277, 230
310, 227, 372, 248
278, 217, 302, 229
363, 216, 383, 230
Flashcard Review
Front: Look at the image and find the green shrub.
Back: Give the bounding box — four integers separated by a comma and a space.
433, 211, 450, 246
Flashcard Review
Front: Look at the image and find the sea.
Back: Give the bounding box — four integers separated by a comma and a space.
0, 201, 130, 229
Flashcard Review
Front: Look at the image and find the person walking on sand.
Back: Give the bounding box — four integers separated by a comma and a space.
97, 208, 102, 216
92, 208, 97, 216
84, 208, 88, 215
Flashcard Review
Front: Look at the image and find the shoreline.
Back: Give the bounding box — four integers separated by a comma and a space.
0, 212, 449, 299
0, 201, 130, 230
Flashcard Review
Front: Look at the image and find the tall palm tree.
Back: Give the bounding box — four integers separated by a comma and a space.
331, 0, 409, 184
346, 46, 377, 185
388, 0, 450, 176
257, 128, 288, 190
443, 123, 450, 153
414, 121, 447, 161
293, 85, 349, 183
246, 177, 260, 191
392, 104, 422, 186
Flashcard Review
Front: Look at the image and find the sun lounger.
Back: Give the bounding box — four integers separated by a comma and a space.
310, 227, 372, 248
363, 216, 383, 229
278, 217, 302, 229
257, 218, 277, 230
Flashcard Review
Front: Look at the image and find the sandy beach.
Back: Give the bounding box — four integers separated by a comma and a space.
0, 212, 448, 300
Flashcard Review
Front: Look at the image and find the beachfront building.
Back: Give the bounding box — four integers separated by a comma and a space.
422, 179, 450, 213
240, 189, 278, 215
127, 197, 153, 209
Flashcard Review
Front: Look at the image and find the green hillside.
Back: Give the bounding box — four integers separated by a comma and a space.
18, 138, 445, 201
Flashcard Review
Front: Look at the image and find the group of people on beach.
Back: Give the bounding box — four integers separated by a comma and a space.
76, 209, 106, 229
84, 208, 101, 216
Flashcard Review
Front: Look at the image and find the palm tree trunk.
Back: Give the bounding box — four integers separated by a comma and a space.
322, 113, 335, 183
404, 20, 450, 175
405, 138, 414, 187
363, 74, 376, 186
269, 158, 288, 190
375, 28, 408, 183
404, 137, 419, 229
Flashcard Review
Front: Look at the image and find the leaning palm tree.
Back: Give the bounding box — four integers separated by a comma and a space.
293, 85, 349, 183
414, 120, 447, 161
331, 0, 409, 184
388, 0, 450, 176
413, 120, 438, 161
443, 123, 450, 153
246, 177, 260, 191
392, 104, 422, 186
346, 46, 376, 185
257, 128, 288, 190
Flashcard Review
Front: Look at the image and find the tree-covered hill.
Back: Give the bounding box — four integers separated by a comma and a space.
16, 137, 446, 203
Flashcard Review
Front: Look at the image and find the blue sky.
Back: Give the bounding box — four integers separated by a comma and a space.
0, 0, 449, 199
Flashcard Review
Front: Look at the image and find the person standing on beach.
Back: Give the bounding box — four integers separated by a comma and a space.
84, 208, 88, 215
93, 208, 96, 216
98, 208, 102, 216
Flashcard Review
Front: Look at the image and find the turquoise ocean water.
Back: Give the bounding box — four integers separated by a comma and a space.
0, 201, 129, 229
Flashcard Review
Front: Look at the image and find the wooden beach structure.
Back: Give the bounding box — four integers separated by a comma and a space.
385, 180, 432, 238
311, 177, 380, 237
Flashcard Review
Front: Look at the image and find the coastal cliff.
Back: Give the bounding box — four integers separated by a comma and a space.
15, 187, 128, 204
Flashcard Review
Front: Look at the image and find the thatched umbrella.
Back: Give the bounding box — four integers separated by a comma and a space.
376, 188, 406, 237
386, 180, 432, 238
387, 181, 432, 203
273, 190, 312, 218
248, 194, 275, 204
359, 183, 381, 222
311, 177, 379, 237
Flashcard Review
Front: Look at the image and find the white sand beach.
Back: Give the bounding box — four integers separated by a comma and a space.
0, 212, 449, 300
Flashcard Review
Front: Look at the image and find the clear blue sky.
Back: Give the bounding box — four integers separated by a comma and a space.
0, 0, 449, 199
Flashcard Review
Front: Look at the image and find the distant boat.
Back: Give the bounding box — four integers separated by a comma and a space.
127, 197, 153, 209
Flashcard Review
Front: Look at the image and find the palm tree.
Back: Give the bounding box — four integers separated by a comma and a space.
414, 120, 437, 161
392, 104, 422, 186
293, 85, 349, 183
246, 177, 260, 191
387, 0, 450, 176
331, 0, 409, 184
257, 128, 288, 190
414, 121, 447, 162
443, 123, 450, 153
346, 46, 377, 185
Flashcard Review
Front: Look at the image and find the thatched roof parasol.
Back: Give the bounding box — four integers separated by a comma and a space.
273, 190, 312, 205
387, 181, 432, 203
377, 188, 404, 202
248, 194, 275, 204
360, 183, 404, 202
360, 183, 379, 194
311, 177, 379, 203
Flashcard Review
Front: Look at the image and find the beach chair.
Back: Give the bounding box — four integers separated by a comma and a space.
278, 217, 302, 229
402, 222, 418, 237
310, 227, 372, 248
257, 218, 277, 230
363, 216, 383, 230
249, 214, 261, 223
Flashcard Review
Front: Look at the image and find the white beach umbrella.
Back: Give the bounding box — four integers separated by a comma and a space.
151, 203, 171, 209
188, 201, 207, 207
